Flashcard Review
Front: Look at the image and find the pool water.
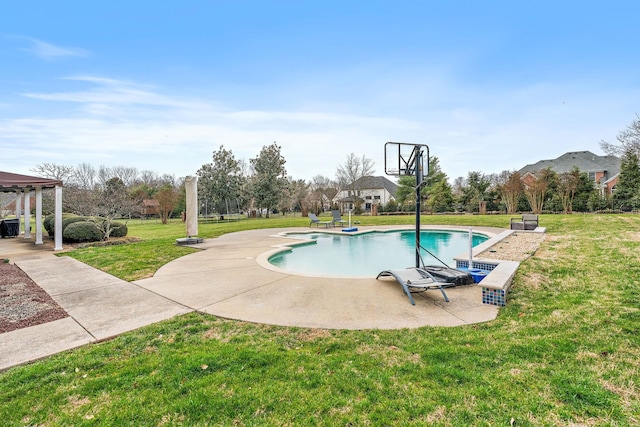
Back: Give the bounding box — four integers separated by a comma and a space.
268, 230, 488, 277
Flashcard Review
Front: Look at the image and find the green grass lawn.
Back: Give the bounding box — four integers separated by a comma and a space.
1, 214, 639, 425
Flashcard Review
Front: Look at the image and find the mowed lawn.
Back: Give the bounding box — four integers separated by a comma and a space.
1, 214, 639, 426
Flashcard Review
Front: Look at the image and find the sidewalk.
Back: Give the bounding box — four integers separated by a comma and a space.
0, 255, 192, 371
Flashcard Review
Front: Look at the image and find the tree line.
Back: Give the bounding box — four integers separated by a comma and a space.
18, 114, 640, 234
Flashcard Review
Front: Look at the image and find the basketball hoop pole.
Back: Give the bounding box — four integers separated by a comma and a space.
383, 141, 429, 269
414, 147, 422, 268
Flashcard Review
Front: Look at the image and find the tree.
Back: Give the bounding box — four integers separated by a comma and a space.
30, 163, 75, 181
71, 163, 97, 189
395, 175, 416, 210
557, 168, 582, 214
614, 150, 640, 210
197, 145, 244, 216
600, 114, 640, 160
250, 142, 287, 218
86, 177, 139, 239
423, 157, 454, 213
335, 153, 375, 213
572, 172, 596, 212
458, 171, 492, 213
279, 178, 309, 214
309, 175, 337, 212
155, 185, 178, 224
496, 171, 524, 214
523, 168, 557, 214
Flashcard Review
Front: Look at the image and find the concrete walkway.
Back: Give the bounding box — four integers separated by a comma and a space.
1, 225, 503, 370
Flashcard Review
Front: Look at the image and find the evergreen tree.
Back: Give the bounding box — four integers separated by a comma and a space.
614, 150, 640, 210
250, 142, 287, 218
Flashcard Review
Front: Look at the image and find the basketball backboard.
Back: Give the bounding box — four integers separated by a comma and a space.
384, 142, 429, 178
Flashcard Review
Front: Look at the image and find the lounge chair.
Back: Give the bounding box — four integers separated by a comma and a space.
331, 210, 347, 227
308, 213, 332, 228
376, 267, 450, 305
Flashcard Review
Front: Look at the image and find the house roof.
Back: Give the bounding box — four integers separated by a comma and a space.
352, 176, 398, 195
518, 151, 620, 176
0, 171, 63, 193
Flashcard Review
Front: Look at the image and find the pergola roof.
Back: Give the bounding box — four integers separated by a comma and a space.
0, 171, 63, 192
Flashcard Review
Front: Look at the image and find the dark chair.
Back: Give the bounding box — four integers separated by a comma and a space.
331, 210, 347, 227
510, 214, 539, 230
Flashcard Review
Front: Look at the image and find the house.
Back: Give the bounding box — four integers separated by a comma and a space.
518, 151, 620, 195
333, 176, 398, 213
140, 199, 160, 217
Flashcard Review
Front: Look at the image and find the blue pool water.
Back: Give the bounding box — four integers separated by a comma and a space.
268, 230, 488, 277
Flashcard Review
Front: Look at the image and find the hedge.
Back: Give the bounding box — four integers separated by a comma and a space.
63, 221, 103, 243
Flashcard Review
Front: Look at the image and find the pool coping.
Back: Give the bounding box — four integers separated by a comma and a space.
133, 225, 512, 329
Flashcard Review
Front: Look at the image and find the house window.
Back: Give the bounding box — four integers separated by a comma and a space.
588, 172, 596, 181
374, 195, 381, 200
365, 196, 372, 200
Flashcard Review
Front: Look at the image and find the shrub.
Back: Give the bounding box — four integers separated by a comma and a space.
62, 216, 90, 231
44, 213, 79, 236
63, 221, 103, 243
110, 221, 128, 238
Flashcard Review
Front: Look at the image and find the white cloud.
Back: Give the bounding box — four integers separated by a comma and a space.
22, 38, 89, 60
2, 74, 638, 182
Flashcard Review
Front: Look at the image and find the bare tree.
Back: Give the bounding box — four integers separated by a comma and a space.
111, 166, 139, 187
335, 153, 375, 212
600, 114, 640, 159
310, 175, 336, 212
523, 169, 556, 214
73, 163, 97, 189
155, 185, 178, 224
496, 171, 524, 214
558, 168, 581, 214
30, 163, 75, 181
139, 170, 160, 187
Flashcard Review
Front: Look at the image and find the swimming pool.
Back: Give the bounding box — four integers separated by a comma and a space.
268, 230, 488, 277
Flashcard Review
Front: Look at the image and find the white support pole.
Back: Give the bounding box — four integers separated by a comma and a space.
24, 190, 31, 238
54, 185, 63, 251
468, 226, 473, 270
35, 187, 43, 245
16, 190, 22, 234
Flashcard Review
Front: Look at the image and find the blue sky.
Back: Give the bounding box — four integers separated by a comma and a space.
1, 1, 638, 182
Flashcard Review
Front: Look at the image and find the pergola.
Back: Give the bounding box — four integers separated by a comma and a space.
0, 171, 63, 250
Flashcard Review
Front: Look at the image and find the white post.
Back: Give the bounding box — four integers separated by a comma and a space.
185, 176, 198, 237
348, 210, 351, 228
24, 190, 31, 238
35, 187, 43, 245
468, 226, 473, 270
16, 190, 22, 234
54, 185, 63, 251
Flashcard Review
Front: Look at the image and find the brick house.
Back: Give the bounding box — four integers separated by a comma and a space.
518, 151, 620, 195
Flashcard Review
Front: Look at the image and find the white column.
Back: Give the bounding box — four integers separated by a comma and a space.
24, 190, 31, 238
54, 185, 63, 251
185, 176, 198, 237
35, 187, 43, 245
16, 190, 22, 234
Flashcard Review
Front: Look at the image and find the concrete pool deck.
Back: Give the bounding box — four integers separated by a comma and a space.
134, 225, 505, 329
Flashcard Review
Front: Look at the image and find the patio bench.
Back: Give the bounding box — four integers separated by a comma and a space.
510, 214, 539, 230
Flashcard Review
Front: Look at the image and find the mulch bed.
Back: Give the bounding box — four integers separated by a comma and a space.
0, 263, 68, 334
